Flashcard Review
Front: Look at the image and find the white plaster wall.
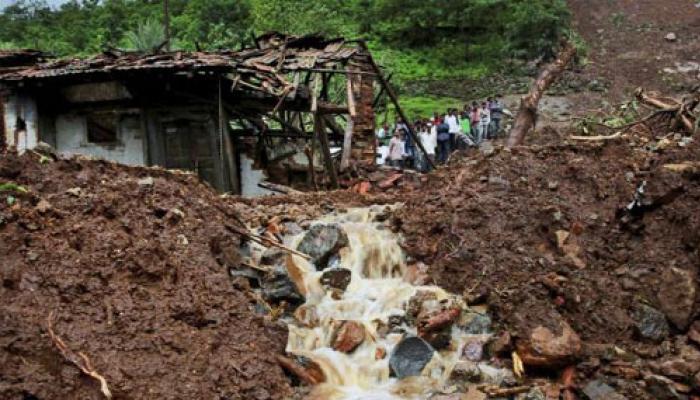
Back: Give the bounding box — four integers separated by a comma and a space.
240, 154, 274, 197
3, 94, 39, 154
55, 114, 145, 166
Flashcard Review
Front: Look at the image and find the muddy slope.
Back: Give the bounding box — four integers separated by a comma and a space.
397, 133, 700, 396
0, 152, 291, 400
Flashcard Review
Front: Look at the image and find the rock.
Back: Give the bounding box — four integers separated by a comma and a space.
320, 268, 352, 292
406, 290, 438, 324
450, 360, 481, 383
35, 199, 52, 214
26, 250, 39, 262
296, 224, 349, 270
479, 141, 495, 156
479, 364, 516, 386
404, 263, 432, 285
375, 347, 386, 360
547, 180, 559, 190
331, 321, 365, 353
487, 331, 512, 356
260, 265, 304, 304
464, 313, 492, 334
665, 32, 677, 42
137, 176, 154, 186
633, 304, 670, 342
66, 187, 82, 196
463, 340, 484, 361
516, 320, 581, 368
688, 321, 700, 346
582, 380, 628, 400
389, 336, 435, 378
517, 388, 546, 400
658, 267, 696, 330
645, 374, 684, 399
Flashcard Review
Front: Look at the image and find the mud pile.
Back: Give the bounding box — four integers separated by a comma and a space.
397, 133, 700, 397
0, 152, 291, 399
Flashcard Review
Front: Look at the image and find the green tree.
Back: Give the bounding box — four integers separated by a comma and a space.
122, 18, 165, 52
172, 0, 252, 50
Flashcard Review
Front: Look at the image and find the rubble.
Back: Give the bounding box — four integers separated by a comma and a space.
296, 223, 349, 269
516, 321, 582, 368
389, 336, 436, 378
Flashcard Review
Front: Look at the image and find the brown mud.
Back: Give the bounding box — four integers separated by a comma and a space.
0, 153, 292, 400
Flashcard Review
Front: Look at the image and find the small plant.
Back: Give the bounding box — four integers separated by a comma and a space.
0, 182, 28, 193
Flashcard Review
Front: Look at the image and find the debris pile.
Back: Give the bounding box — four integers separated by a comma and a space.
397, 126, 700, 398
0, 151, 292, 399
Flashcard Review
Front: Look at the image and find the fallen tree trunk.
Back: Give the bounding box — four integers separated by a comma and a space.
506, 42, 577, 148
258, 180, 302, 195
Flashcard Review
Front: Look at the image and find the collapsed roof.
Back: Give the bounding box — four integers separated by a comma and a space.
0, 33, 372, 100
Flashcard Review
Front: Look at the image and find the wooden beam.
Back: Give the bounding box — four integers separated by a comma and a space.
372, 72, 392, 108
358, 41, 435, 169
315, 113, 339, 189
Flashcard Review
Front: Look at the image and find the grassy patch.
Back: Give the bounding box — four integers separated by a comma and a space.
377, 95, 466, 123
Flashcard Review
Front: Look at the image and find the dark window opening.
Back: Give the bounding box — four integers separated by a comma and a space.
87, 113, 118, 144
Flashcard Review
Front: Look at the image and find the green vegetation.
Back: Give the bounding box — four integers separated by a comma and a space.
0, 0, 572, 112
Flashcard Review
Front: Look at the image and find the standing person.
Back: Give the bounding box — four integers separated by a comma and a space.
489, 95, 504, 138
470, 101, 482, 143
376, 123, 389, 146
432, 111, 442, 126
460, 108, 472, 147
480, 101, 491, 140
387, 130, 404, 168
445, 109, 460, 153
420, 122, 437, 172
436, 116, 450, 164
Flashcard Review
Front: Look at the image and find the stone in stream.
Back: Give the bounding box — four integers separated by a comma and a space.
463, 313, 492, 334
632, 304, 670, 342
260, 265, 304, 304
331, 320, 365, 353
320, 268, 352, 291
389, 336, 436, 378
296, 223, 349, 270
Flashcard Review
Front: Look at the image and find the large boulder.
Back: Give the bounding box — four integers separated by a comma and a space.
515, 320, 581, 368
260, 265, 304, 304
658, 267, 696, 330
296, 224, 349, 270
389, 336, 436, 378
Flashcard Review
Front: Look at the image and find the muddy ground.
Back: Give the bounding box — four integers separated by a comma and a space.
0, 153, 292, 400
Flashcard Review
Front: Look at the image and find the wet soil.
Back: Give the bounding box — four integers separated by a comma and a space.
0, 152, 292, 400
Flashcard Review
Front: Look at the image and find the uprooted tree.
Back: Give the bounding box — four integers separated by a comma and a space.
635, 87, 699, 134
506, 41, 577, 148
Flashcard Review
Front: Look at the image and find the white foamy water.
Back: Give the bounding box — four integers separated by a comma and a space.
282, 206, 478, 400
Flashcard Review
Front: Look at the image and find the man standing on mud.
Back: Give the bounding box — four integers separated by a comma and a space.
436, 116, 450, 164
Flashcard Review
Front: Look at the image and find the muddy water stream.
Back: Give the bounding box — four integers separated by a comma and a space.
274, 206, 495, 399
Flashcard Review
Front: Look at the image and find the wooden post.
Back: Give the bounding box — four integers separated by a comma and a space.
358, 41, 435, 169
315, 113, 339, 189
506, 42, 576, 148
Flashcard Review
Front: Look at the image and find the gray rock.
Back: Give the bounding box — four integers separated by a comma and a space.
645, 374, 684, 400
582, 379, 628, 400
464, 313, 492, 334
297, 224, 349, 270
633, 304, 670, 342
320, 268, 352, 291
665, 32, 677, 42
479, 141, 495, 156
137, 177, 154, 186
389, 336, 435, 378
517, 388, 546, 400
260, 265, 304, 304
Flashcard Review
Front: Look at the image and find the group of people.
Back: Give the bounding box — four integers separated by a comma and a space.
377, 95, 507, 171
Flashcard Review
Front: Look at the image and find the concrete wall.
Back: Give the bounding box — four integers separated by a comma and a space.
55, 113, 145, 166
2, 93, 38, 154
240, 154, 274, 197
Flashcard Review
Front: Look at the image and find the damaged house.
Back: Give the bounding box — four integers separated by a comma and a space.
0, 34, 386, 196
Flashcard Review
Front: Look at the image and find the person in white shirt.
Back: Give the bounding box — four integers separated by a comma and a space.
444, 109, 460, 153
419, 122, 437, 172
387, 130, 405, 168
479, 102, 491, 140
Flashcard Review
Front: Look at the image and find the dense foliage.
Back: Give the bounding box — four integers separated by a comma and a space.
0, 0, 571, 109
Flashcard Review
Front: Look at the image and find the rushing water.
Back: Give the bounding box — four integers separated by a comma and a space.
277, 205, 483, 400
